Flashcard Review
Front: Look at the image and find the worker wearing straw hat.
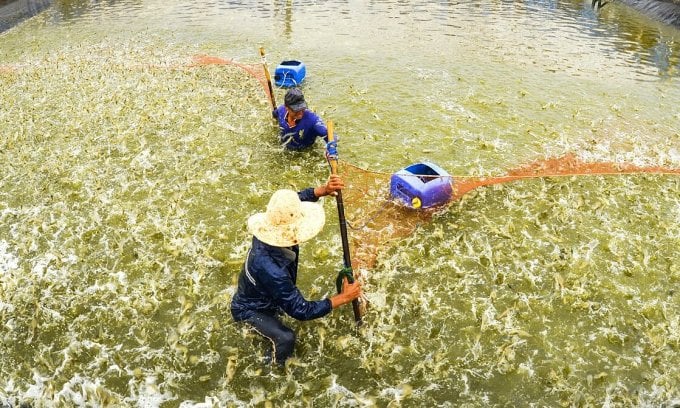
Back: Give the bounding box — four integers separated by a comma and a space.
230, 174, 362, 366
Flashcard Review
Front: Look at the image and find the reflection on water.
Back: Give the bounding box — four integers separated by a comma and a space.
1, 0, 680, 406
5, 0, 676, 79
589, 0, 680, 77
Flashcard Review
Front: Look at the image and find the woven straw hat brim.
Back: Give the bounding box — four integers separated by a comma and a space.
247, 202, 325, 247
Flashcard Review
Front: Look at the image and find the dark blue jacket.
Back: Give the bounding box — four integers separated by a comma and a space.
273, 106, 328, 150
230, 188, 332, 321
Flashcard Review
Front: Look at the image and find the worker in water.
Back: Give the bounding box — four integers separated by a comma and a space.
272, 88, 331, 150
230, 174, 362, 366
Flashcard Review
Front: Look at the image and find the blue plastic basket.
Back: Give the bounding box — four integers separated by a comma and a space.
274, 60, 306, 87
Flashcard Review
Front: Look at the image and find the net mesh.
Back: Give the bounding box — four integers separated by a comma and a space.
5, 52, 680, 325
188, 56, 680, 274
337, 160, 433, 271
338, 154, 680, 272
190, 55, 272, 104
12, 52, 677, 279
189, 52, 680, 276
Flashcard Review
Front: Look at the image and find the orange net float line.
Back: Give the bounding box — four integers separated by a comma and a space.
452, 153, 680, 200
338, 154, 680, 271
1, 56, 270, 97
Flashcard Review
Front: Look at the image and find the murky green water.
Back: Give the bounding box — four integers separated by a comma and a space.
1, 0, 679, 406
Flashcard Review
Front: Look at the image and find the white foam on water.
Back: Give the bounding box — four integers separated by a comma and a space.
0, 240, 19, 273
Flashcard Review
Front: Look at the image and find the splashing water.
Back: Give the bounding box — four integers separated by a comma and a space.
189, 55, 271, 104
339, 154, 680, 272
2, 4, 680, 405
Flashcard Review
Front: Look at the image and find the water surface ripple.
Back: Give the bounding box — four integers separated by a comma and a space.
1, 0, 679, 406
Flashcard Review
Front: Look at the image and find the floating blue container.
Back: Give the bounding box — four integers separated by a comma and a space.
390, 162, 453, 209
274, 60, 306, 87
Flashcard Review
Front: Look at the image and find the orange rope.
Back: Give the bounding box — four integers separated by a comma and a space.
338, 154, 680, 270
341, 154, 680, 202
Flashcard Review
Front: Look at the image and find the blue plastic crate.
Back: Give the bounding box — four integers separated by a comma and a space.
390, 162, 453, 209
274, 60, 306, 88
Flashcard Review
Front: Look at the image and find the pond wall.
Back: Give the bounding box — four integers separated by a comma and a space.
616, 0, 680, 26
0, 0, 52, 32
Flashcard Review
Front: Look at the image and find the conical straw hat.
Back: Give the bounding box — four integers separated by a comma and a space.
247, 189, 325, 247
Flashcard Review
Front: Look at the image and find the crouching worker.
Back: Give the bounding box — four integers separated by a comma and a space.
230, 174, 362, 366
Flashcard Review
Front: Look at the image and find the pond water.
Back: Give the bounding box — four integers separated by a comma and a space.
1, 0, 679, 407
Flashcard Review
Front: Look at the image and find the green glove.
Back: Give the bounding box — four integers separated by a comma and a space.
335, 267, 355, 294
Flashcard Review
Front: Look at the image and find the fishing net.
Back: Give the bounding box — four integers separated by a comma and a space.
336, 160, 432, 271
337, 154, 680, 272
188, 54, 680, 319
190, 55, 273, 106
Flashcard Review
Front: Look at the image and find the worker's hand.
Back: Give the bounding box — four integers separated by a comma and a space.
330, 277, 362, 309
324, 174, 344, 196
340, 277, 362, 300
315, 174, 344, 197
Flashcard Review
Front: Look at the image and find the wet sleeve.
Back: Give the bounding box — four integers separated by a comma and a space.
312, 114, 328, 140
298, 188, 319, 202
274, 105, 284, 118
266, 268, 332, 321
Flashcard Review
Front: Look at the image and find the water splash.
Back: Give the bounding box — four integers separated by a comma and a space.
340, 153, 680, 270
190, 55, 270, 107
2, 30, 679, 408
